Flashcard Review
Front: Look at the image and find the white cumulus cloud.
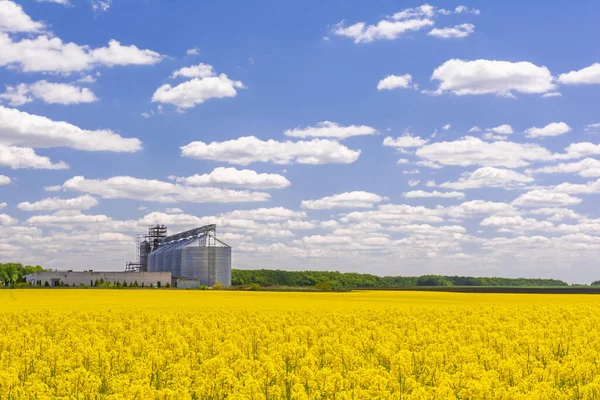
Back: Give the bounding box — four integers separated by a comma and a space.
383, 134, 428, 148
430, 59, 555, 97
181, 136, 361, 165
524, 122, 572, 138
332, 4, 435, 43
404, 190, 465, 199
512, 190, 582, 207
170, 167, 291, 189
152, 73, 244, 109
301, 191, 387, 210
529, 158, 600, 177
0, 81, 97, 106
428, 23, 474, 39
416, 136, 554, 168
0, 34, 162, 73
17, 195, 99, 211
377, 74, 415, 90
0, 0, 45, 33
558, 63, 600, 85
284, 121, 376, 139
0, 145, 68, 169
437, 167, 533, 189
0, 106, 140, 152
61, 176, 271, 203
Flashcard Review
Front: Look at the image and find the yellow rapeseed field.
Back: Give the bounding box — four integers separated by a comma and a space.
1, 290, 600, 399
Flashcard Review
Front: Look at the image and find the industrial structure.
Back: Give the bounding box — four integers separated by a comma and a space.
25, 271, 170, 288
24, 224, 231, 289
127, 224, 232, 287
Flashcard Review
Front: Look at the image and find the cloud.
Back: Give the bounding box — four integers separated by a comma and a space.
0, 34, 163, 73
91, 0, 111, 14
553, 179, 600, 195
560, 143, 600, 159
0, 145, 68, 169
428, 23, 474, 39
558, 63, 600, 85
0, 175, 10, 184
481, 216, 554, 232
0, 0, 45, 33
0, 214, 17, 226
585, 123, 600, 133
181, 136, 361, 165
17, 195, 98, 211
528, 208, 582, 222
284, 121, 376, 139
0, 81, 97, 106
169, 167, 291, 189
164, 208, 183, 214
444, 200, 518, 219
186, 48, 200, 55
342, 204, 443, 224
35, 0, 70, 5
0, 106, 141, 152
529, 158, 600, 177
152, 74, 244, 109
512, 190, 582, 207
524, 122, 572, 138
332, 4, 435, 43
416, 136, 554, 168
377, 74, 415, 90
170, 63, 215, 79
383, 134, 428, 148
542, 92, 562, 98
404, 190, 465, 199
442, 124, 451, 130
301, 191, 387, 209
221, 207, 306, 221
488, 124, 513, 135
77, 75, 97, 83
61, 176, 271, 203
437, 167, 533, 189
430, 59, 555, 96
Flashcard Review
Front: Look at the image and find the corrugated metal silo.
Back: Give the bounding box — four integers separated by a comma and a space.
161, 241, 179, 274
171, 238, 193, 277
147, 251, 156, 272
154, 246, 164, 272
180, 239, 231, 286
139, 240, 150, 272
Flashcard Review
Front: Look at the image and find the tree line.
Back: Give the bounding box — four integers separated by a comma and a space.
232, 269, 571, 288
0, 263, 46, 286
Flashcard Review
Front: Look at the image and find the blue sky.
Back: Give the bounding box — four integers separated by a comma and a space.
1, 0, 600, 283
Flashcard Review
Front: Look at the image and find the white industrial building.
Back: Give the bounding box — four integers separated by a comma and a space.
25, 271, 171, 287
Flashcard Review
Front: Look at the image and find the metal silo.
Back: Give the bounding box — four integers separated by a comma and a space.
154, 246, 164, 272
161, 241, 179, 274
180, 237, 231, 286
147, 251, 156, 272
171, 238, 193, 278
139, 240, 151, 272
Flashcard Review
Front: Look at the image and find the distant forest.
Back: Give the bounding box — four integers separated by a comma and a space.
0, 263, 46, 285
232, 269, 576, 288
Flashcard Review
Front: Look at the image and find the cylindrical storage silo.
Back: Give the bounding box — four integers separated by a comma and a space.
139, 241, 150, 272
161, 242, 178, 274
147, 251, 156, 272
171, 238, 192, 278
154, 246, 164, 272
213, 247, 232, 287
180, 239, 206, 282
